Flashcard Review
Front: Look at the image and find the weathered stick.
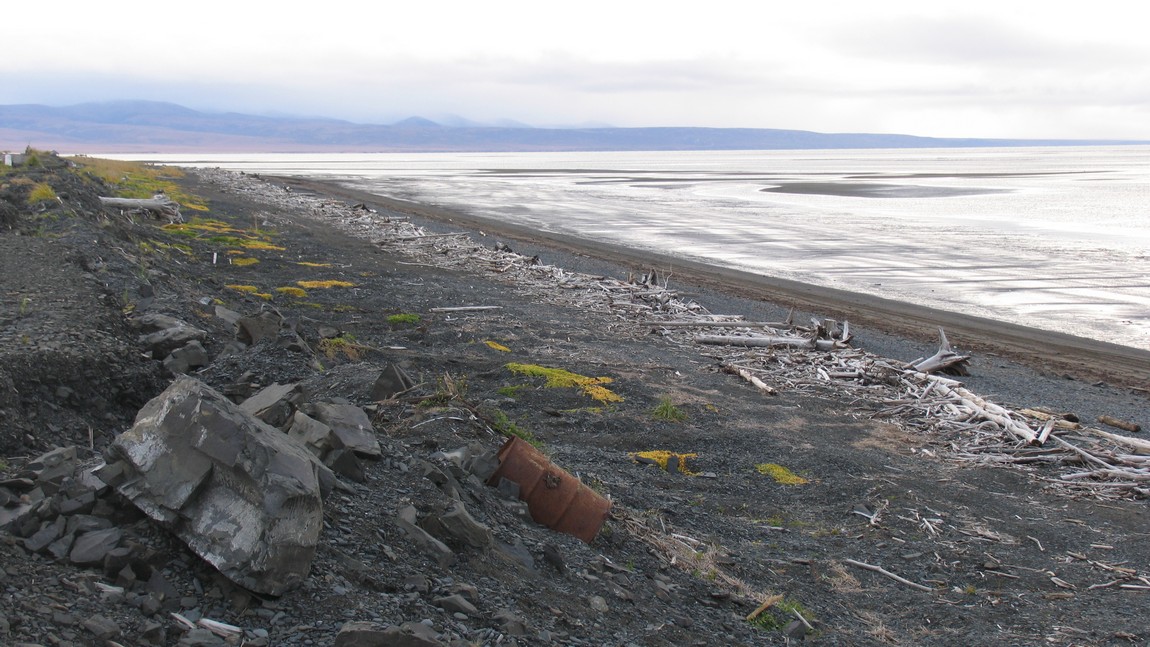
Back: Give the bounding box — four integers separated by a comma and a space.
99, 196, 182, 222
1098, 415, 1142, 433
843, 559, 933, 592
1085, 428, 1150, 455
646, 320, 789, 329
429, 306, 504, 313
697, 334, 814, 349
745, 594, 785, 621
722, 364, 778, 395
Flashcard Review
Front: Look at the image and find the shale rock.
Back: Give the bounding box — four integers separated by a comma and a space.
306, 401, 382, 458
105, 376, 325, 595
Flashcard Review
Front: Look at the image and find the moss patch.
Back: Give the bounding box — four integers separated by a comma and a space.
275, 286, 308, 298
505, 363, 623, 403
755, 463, 809, 485
387, 313, 420, 326
298, 280, 356, 289
225, 284, 272, 300
630, 450, 698, 474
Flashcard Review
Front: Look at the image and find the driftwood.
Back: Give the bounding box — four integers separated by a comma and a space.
907, 328, 970, 375
1098, 415, 1141, 433
722, 364, 778, 396
429, 306, 504, 313
843, 559, 933, 592
1086, 428, 1150, 455
99, 196, 183, 222
698, 334, 819, 349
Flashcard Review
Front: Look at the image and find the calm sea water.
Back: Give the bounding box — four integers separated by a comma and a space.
123, 147, 1150, 350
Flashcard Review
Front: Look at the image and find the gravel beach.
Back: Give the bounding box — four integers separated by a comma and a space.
2, 157, 1148, 646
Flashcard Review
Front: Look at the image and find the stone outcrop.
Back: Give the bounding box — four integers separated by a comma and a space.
103, 376, 325, 596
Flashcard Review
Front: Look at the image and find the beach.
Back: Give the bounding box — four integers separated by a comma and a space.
3, 157, 1149, 645
140, 146, 1150, 356
280, 173, 1150, 406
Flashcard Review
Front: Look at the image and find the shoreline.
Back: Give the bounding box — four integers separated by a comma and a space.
274, 174, 1150, 391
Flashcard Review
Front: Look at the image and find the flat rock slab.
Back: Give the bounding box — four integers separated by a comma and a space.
107, 376, 324, 596
308, 402, 382, 458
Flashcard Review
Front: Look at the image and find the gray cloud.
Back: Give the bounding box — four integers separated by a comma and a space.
828, 15, 1133, 68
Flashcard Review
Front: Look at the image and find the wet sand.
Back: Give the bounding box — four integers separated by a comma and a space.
277, 175, 1150, 391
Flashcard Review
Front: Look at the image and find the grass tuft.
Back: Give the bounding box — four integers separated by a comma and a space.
651, 396, 687, 422
27, 182, 58, 205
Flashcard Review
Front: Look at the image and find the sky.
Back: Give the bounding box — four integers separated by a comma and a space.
3, 1, 1149, 139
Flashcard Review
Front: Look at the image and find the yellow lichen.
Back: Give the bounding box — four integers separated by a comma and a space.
231, 257, 259, 267
240, 241, 286, 251
755, 463, 809, 485
225, 284, 271, 300
295, 261, 333, 268
505, 363, 622, 403
484, 340, 512, 352
297, 280, 356, 289
275, 286, 308, 298
629, 450, 699, 474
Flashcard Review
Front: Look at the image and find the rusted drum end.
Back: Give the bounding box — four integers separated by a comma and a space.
487, 437, 611, 543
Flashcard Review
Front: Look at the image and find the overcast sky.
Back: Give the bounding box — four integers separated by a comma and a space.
3, 1, 1148, 139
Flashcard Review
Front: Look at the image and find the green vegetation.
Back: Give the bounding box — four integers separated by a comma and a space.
70, 156, 209, 211
163, 217, 283, 254
486, 407, 541, 448
747, 597, 815, 632
483, 340, 512, 352
505, 363, 623, 403
651, 396, 686, 422
387, 313, 421, 326
497, 384, 529, 398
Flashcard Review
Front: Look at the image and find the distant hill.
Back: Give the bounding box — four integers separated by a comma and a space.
1, 100, 1144, 153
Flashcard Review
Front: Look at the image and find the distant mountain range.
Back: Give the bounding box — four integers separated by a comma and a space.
1, 100, 1144, 153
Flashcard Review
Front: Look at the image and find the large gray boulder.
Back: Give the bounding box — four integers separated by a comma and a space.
106, 376, 324, 596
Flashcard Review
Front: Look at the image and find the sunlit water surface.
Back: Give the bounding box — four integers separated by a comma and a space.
121, 147, 1150, 350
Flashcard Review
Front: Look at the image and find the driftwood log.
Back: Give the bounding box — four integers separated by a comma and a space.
907, 328, 970, 375
99, 196, 183, 222
1097, 415, 1142, 433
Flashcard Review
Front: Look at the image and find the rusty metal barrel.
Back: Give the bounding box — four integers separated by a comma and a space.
486, 437, 611, 543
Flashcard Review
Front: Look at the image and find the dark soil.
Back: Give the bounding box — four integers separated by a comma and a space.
1, 155, 1148, 646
